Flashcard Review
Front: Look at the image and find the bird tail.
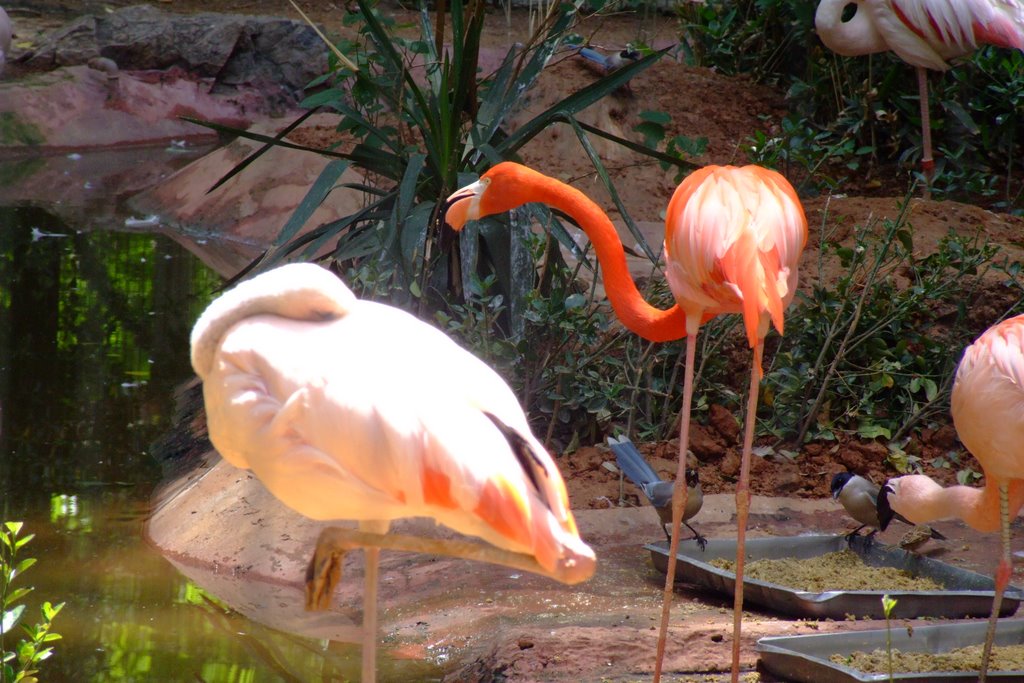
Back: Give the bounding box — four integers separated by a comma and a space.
608, 435, 659, 487
578, 47, 607, 67
190, 263, 356, 378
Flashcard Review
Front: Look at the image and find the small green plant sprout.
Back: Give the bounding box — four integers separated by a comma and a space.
882, 594, 898, 682
1, 522, 63, 683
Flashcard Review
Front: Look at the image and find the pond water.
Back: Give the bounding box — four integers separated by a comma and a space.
0, 193, 447, 679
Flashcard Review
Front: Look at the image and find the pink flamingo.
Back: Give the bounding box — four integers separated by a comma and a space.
446, 162, 807, 681
190, 262, 596, 683
878, 313, 1024, 681
814, 0, 1024, 188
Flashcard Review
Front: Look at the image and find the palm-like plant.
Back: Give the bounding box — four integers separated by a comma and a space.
201, 0, 691, 326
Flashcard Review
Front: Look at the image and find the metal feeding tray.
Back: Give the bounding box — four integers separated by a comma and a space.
647, 534, 1022, 620
757, 620, 1024, 682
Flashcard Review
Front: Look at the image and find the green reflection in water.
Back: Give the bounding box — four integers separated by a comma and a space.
0, 206, 447, 682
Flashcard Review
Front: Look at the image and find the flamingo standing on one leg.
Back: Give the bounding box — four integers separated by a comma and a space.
814, 0, 1024, 191
190, 262, 596, 683
445, 162, 807, 681
878, 313, 1024, 682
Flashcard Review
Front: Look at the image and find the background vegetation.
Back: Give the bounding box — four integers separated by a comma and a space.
237, 0, 1024, 470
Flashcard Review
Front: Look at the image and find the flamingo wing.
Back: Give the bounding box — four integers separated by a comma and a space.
882, 0, 1024, 67
193, 265, 593, 577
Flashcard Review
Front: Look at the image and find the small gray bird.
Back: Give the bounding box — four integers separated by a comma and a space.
831, 472, 945, 543
609, 435, 706, 550
578, 47, 641, 73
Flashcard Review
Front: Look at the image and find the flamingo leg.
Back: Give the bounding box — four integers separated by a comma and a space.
916, 67, 934, 198
653, 332, 698, 682
361, 546, 380, 683
979, 482, 1011, 682
306, 526, 593, 595
731, 341, 764, 682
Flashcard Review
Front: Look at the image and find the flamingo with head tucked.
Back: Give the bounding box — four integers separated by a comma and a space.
190, 262, 596, 683
446, 162, 807, 681
878, 313, 1024, 681
814, 0, 1024, 189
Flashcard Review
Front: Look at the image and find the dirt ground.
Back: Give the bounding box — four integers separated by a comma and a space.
10, 2, 1024, 680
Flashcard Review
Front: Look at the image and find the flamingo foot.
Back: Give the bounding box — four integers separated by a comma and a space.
305, 527, 362, 610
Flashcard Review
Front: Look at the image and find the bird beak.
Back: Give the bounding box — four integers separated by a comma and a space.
876, 483, 896, 531
443, 178, 487, 231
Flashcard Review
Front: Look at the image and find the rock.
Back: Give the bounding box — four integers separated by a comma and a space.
24, 5, 326, 99
708, 403, 740, 441
130, 113, 370, 275
769, 461, 804, 495
837, 439, 888, 471
836, 447, 868, 471
688, 423, 725, 460
719, 448, 769, 479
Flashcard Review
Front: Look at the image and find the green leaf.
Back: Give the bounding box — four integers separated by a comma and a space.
564, 293, 587, 310
273, 159, 351, 249
942, 99, 980, 135
12, 558, 36, 580
42, 602, 63, 621
857, 423, 891, 440
923, 377, 938, 401
638, 110, 671, 125
895, 229, 913, 252
2, 604, 25, 632
5, 587, 32, 606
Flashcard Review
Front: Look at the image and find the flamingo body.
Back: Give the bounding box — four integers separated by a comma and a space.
952, 315, 1024, 482
815, 0, 1024, 69
663, 165, 807, 347
190, 263, 595, 582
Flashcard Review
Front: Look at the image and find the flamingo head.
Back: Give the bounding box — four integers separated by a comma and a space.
444, 162, 539, 230
878, 474, 947, 530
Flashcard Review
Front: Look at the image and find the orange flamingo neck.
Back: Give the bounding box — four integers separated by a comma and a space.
495, 165, 688, 342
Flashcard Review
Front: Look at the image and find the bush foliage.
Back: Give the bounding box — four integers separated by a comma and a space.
236, 0, 1024, 458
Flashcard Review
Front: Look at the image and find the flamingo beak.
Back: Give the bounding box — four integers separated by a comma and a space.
443, 178, 488, 231
877, 483, 896, 531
